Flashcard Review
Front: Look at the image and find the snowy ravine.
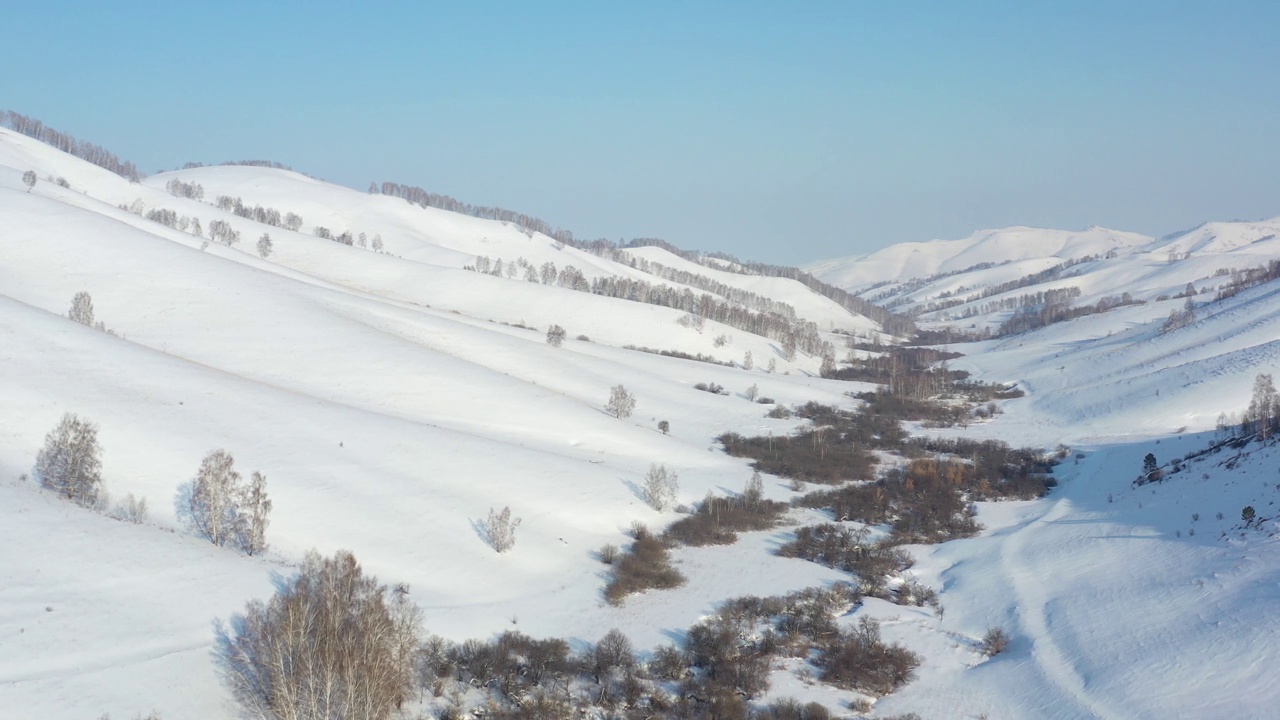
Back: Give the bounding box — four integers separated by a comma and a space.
4, 124, 1280, 719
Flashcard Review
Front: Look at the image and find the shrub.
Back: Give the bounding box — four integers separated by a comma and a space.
545, 324, 566, 347
604, 528, 684, 604
778, 525, 912, 597
484, 506, 522, 552
694, 382, 728, 395
217, 550, 421, 720
981, 627, 1010, 656
110, 493, 148, 524
599, 543, 620, 564
606, 385, 636, 418
34, 412, 104, 509
765, 405, 791, 418
663, 483, 787, 547
755, 699, 832, 720
817, 617, 919, 695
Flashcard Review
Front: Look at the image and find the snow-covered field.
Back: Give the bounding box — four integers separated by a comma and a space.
4, 125, 1280, 719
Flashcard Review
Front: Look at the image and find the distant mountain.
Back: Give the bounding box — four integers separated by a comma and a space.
806, 225, 1152, 292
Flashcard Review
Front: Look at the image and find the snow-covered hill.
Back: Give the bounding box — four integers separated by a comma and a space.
806, 226, 1152, 293
0, 127, 873, 717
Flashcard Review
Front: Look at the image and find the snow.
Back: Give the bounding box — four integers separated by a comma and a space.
6, 124, 1280, 719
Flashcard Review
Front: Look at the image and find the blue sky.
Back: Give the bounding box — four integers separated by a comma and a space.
3, 1, 1278, 263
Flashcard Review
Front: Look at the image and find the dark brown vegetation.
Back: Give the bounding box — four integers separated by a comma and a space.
663, 488, 789, 547
604, 526, 685, 605
778, 525, 913, 596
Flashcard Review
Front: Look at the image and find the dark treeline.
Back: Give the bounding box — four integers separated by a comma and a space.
993, 291, 1142, 337
1214, 260, 1280, 302
591, 248, 800, 321
379, 180, 579, 246
619, 239, 916, 337
1, 109, 141, 181
470, 255, 834, 359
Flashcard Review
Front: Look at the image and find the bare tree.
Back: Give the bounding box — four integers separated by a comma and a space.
745, 383, 759, 402
371, 234, 383, 252
641, 463, 679, 511
744, 470, 764, 507
68, 291, 95, 326
209, 219, 240, 246
217, 550, 421, 720
256, 233, 273, 259
483, 506, 522, 552
22, 169, 37, 192
283, 212, 304, 232
546, 324, 566, 347
110, 492, 149, 524
1247, 373, 1279, 438
743, 350, 753, 370
188, 450, 242, 547
35, 412, 103, 508
241, 471, 272, 556
606, 385, 636, 418
182, 451, 272, 553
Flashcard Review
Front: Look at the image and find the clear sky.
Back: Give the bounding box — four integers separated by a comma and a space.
3, 1, 1278, 264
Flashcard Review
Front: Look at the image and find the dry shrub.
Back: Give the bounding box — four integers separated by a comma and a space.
817, 617, 920, 695
604, 528, 684, 604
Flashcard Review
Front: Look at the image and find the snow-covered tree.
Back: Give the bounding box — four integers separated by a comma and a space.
484, 506, 521, 553
256, 233, 273, 258
185, 450, 271, 552
641, 464, 679, 511
189, 450, 242, 547
242, 471, 272, 556
22, 169, 37, 192
68, 291, 94, 326
606, 385, 636, 418
35, 412, 103, 508
1247, 373, 1279, 438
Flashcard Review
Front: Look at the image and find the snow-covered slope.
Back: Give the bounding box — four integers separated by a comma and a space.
808, 218, 1280, 339
0, 127, 867, 717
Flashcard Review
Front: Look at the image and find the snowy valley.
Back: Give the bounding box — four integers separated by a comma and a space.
3, 119, 1280, 720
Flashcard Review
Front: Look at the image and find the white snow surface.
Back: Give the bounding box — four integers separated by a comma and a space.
4, 127, 1280, 719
